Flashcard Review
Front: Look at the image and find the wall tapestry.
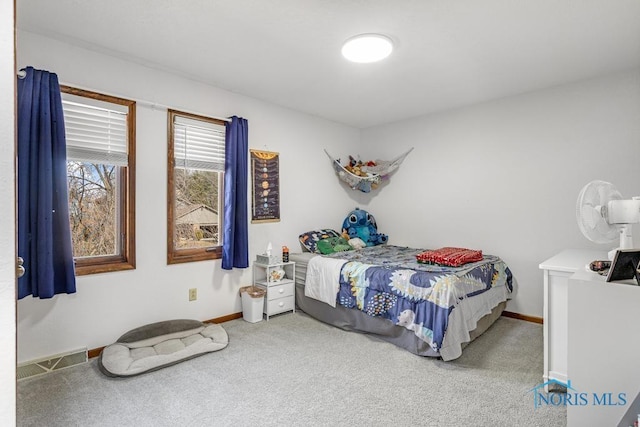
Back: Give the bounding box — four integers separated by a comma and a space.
250, 149, 280, 223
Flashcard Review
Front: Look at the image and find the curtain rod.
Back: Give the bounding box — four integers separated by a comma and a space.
16, 70, 232, 123
127, 97, 233, 123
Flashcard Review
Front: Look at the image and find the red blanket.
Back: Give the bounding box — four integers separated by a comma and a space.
416, 247, 483, 267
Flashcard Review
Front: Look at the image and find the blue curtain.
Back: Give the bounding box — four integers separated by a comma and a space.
222, 116, 249, 270
17, 66, 76, 299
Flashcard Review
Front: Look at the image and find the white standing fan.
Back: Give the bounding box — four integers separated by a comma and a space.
576, 180, 640, 259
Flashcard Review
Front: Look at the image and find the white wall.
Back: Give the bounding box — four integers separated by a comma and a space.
0, 0, 16, 424
16, 30, 640, 362
16, 31, 360, 363
362, 70, 640, 317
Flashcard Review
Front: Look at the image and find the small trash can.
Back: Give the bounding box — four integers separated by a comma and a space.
239, 286, 266, 323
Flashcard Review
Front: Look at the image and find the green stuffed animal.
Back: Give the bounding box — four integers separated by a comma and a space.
316, 236, 353, 254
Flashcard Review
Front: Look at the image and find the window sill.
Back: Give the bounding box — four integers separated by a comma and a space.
167, 246, 222, 265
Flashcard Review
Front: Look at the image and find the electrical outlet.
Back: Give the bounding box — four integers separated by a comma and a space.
188, 288, 197, 301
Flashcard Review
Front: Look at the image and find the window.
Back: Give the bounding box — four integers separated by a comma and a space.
167, 110, 226, 264
61, 86, 136, 275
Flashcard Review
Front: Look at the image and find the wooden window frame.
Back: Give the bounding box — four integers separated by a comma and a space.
167, 109, 225, 264
61, 86, 136, 275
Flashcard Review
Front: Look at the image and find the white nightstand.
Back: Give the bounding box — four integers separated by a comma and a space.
253, 261, 296, 320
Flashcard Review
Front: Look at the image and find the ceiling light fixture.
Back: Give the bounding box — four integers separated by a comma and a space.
341, 33, 393, 63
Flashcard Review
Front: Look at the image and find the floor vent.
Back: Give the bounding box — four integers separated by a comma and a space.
17, 348, 88, 381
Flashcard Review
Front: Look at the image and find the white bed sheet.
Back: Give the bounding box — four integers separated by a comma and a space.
304, 255, 347, 308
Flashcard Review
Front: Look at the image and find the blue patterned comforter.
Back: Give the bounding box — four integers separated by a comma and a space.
323, 245, 514, 353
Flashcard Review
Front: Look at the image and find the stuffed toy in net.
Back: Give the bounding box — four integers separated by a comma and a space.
341, 207, 388, 247
324, 148, 413, 193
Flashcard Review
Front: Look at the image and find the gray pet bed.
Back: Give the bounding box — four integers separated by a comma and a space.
98, 319, 229, 377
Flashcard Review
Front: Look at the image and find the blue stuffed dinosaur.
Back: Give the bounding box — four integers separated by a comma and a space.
341, 207, 388, 247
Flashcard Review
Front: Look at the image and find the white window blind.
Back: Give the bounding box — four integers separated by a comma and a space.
62, 94, 129, 167
173, 115, 226, 172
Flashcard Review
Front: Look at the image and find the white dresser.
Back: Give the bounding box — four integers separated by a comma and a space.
567, 269, 640, 426
539, 249, 608, 388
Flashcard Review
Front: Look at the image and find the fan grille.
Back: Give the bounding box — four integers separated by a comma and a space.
576, 180, 621, 244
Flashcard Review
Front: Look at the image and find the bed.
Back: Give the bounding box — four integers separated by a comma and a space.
291, 244, 515, 361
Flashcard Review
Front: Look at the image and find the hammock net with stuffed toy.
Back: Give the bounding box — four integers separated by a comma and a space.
324, 148, 413, 193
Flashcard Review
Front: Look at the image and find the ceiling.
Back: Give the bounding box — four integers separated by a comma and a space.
16, 0, 640, 128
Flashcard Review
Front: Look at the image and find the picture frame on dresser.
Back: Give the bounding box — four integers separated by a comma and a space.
606, 249, 640, 284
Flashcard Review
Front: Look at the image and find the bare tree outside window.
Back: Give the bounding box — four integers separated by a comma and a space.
67, 162, 119, 257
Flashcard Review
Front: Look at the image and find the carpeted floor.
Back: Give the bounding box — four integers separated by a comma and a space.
17, 312, 566, 426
